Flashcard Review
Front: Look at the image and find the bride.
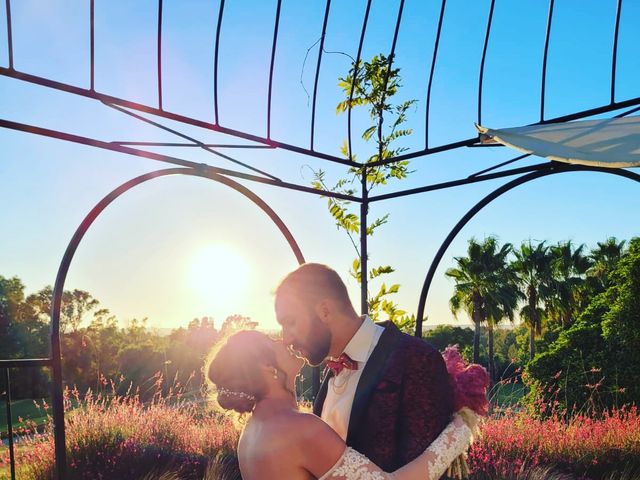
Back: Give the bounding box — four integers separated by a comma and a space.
206, 330, 481, 480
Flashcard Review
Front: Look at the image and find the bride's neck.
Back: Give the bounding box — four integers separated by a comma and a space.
254, 388, 297, 413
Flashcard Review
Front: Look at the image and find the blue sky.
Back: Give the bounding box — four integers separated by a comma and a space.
1, 0, 639, 331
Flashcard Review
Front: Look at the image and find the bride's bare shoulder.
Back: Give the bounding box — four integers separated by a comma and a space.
289, 411, 342, 443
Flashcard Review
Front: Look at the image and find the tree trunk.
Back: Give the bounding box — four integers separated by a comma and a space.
528, 288, 538, 360
472, 301, 482, 364
530, 322, 536, 360
488, 322, 495, 384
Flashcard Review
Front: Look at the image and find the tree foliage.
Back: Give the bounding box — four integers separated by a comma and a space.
0, 276, 246, 400
446, 237, 520, 381
524, 237, 640, 413
312, 54, 416, 328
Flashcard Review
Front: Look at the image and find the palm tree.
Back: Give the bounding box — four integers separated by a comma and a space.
547, 241, 592, 329
588, 237, 626, 292
446, 237, 519, 380
484, 277, 520, 382
512, 241, 554, 360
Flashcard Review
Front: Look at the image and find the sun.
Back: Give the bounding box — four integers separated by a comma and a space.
189, 244, 250, 308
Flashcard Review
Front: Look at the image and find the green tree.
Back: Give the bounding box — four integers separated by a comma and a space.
525, 237, 640, 413
446, 237, 519, 380
423, 325, 474, 352
312, 54, 416, 328
547, 241, 592, 329
0, 275, 26, 358
25, 285, 101, 333
512, 241, 554, 360
587, 237, 626, 294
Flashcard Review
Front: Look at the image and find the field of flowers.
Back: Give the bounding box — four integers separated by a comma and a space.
469, 405, 640, 479
2, 385, 639, 480
0, 382, 240, 480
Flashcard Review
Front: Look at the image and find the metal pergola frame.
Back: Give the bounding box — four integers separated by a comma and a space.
2, 1, 640, 478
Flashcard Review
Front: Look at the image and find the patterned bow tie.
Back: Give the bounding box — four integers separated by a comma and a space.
326, 353, 358, 376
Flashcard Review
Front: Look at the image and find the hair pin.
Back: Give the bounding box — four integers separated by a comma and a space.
218, 386, 256, 401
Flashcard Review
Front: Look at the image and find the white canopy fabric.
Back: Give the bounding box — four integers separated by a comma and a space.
476, 116, 640, 168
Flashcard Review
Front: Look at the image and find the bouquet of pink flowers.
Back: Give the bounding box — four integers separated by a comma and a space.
443, 345, 490, 416
441, 345, 490, 479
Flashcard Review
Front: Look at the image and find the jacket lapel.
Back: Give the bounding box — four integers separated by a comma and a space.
313, 367, 333, 416
346, 322, 402, 445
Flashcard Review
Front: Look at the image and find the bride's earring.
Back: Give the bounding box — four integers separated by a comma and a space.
272, 368, 278, 379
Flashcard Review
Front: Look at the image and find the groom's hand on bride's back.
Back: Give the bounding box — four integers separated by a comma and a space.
397, 338, 453, 465
351, 329, 454, 472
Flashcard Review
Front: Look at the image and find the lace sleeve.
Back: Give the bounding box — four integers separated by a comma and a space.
318, 448, 392, 480
318, 414, 472, 480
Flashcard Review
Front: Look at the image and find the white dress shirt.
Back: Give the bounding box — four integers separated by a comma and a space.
321, 315, 384, 440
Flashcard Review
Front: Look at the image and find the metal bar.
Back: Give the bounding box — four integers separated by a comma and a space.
51, 321, 66, 480
48, 167, 309, 478
267, 0, 282, 140
478, 0, 495, 126
3, 64, 638, 168
347, 0, 372, 162
3, 369, 16, 480
0, 66, 359, 166
111, 141, 274, 148
615, 104, 640, 118
370, 94, 640, 168
611, 0, 622, 104
369, 163, 550, 202
90, 0, 95, 90
425, 0, 447, 149
104, 102, 282, 181
468, 153, 531, 178
5, 0, 13, 69
414, 164, 640, 336
375, 0, 404, 165
0, 118, 361, 202
539, 96, 640, 124
360, 168, 368, 315
540, 0, 555, 122
0, 359, 52, 368
310, 0, 332, 151
213, 0, 225, 125
368, 136, 478, 167
157, 0, 163, 110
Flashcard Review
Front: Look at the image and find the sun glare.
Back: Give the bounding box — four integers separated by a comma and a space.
190, 244, 250, 308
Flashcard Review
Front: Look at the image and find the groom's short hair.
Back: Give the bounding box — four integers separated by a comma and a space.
276, 263, 353, 309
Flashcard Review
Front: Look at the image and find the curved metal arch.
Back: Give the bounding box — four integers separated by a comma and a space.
415, 164, 640, 337
48, 167, 306, 479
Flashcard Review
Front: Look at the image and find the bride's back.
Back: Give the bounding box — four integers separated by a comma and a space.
238, 409, 315, 480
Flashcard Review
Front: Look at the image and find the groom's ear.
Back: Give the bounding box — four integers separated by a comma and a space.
314, 299, 331, 324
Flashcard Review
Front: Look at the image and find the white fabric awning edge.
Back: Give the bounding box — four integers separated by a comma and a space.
476, 118, 640, 169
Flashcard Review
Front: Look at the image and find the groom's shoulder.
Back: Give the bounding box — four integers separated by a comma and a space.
377, 320, 439, 356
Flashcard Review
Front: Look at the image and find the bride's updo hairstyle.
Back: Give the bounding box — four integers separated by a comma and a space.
206, 330, 278, 414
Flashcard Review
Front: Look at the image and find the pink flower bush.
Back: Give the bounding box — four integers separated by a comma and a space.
468, 405, 640, 479
1, 382, 239, 480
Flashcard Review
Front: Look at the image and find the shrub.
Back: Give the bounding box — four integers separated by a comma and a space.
524, 238, 640, 413
468, 405, 640, 479
1, 382, 239, 480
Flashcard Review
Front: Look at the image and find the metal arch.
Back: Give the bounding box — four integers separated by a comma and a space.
414, 164, 640, 338
48, 167, 306, 479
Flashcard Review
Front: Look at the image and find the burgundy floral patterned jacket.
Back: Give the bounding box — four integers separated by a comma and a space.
314, 322, 454, 474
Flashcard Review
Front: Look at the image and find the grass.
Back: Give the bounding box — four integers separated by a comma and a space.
468, 404, 640, 478
0, 383, 240, 480
2, 378, 637, 480
0, 398, 50, 435
490, 381, 527, 410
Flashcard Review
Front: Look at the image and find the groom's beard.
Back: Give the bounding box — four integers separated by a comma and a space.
300, 315, 331, 367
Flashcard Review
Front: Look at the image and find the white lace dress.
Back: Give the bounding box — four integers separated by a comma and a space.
319, 414, 472, 480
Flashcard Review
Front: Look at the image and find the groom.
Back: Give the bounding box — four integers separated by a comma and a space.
275, 263, 454, 472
